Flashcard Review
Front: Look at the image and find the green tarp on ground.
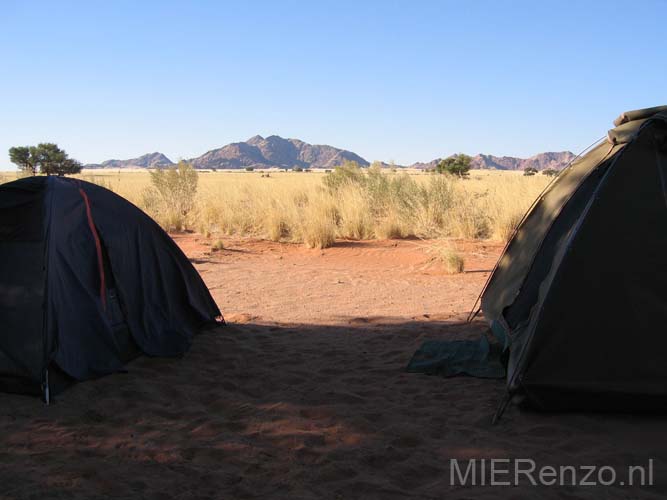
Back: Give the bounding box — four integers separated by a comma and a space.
406, 335, 505, 379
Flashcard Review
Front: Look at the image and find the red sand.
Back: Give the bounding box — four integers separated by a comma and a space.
1, 235, 665, 499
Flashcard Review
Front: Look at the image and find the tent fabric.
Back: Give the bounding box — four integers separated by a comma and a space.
0, 178, 46, 388
0, 176, 221, 397
607, 118, 650, 145
480, 140, 620, 328
613, 105, 667, 127
481, 106, 667, 412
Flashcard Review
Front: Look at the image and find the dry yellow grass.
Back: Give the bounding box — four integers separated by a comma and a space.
0, 168, 551, 246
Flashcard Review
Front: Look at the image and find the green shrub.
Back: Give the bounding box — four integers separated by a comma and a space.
142, 161, 198, 232
322, 161, 365, 191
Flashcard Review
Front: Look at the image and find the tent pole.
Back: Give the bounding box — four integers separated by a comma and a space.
43, 369, 50, 406
491, 391, 512, 425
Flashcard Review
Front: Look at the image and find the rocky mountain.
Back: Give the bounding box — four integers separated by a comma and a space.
408, 159, 440, 170
83, 138, 574, 172
470, 151, 576, 171
86, 152, 174, 169
190, 142, 267, 170
409, 151, 575, 171
190, 135, 369, 170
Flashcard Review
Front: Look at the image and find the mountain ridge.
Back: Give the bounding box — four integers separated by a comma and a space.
85, 136, 575, 171
86, 152, 173, 169
410, 151, 576, 171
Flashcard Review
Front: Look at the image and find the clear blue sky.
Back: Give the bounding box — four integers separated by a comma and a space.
2, 0, 666, 168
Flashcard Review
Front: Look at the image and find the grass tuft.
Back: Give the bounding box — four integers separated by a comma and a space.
211, 239, 225, 251
426, 241, 465, 274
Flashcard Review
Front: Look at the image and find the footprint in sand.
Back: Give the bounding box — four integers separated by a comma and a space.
391, 434, 424, 448
325, 391, 366, 405
299, 407, 331, 420
316, 464, 360, 483
320, 367, 345, 376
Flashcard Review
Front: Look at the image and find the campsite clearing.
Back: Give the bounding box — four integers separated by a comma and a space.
1, 235, 665, 499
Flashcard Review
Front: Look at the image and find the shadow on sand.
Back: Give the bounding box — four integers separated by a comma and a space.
0, 319, 665, 499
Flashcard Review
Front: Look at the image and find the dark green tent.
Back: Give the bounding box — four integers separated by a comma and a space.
479, 105, 667, 413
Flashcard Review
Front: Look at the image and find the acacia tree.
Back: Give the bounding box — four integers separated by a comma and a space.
8, 146, 38, 175
8, 143, 81, 176
436, 154, 472, 178
34, 143, 82, 176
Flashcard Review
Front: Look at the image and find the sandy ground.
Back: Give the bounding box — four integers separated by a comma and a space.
1, 235, 666, 499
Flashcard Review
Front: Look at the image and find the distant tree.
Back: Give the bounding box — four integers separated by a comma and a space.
9, 146, 38, 175
9, 143, 81, 176
293, 166, 304, 172
245, 167, 254, 172
523, 167, 538, 176
542, 168, 559, 177
436, 154, 471, 178
34, 143, 66, 175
